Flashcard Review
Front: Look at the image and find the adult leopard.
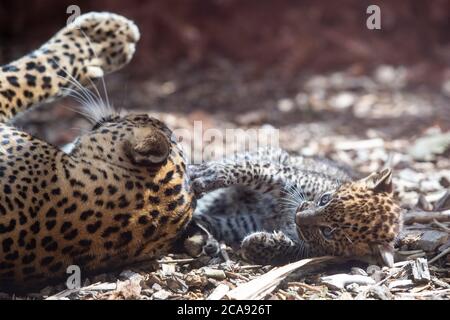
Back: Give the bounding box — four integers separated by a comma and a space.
0, 12, 194, 291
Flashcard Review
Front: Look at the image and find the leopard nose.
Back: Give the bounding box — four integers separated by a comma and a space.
295, 210, 318, 227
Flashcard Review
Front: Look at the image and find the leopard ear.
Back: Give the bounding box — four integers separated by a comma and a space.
124, 128, 170, 165
360, 168, 393, 193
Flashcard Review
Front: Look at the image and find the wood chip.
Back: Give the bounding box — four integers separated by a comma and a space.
410, 284, 431, 293
157, 258, 196, 264
403, 210, 450, 225
388, 279, 414, 289
152, 289, 171, 300
417, 230, 449, 252
45, 289, 79, 300
321, 274, 376, 290
82, 282, 117, 291
226, 256, 334, 300
202, 268, 226, 280
431, 277, 450, 289
207, 284, 230, 300
408, 258, 431, 283
417, 195, 433, 211
434, 190, 450, 211
397, 289, 450, 297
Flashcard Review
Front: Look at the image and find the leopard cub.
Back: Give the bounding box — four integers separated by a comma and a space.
188, 147, 402, 267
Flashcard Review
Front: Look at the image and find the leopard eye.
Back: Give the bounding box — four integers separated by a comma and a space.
320, 226, 334, 240
318, 193, 332, 206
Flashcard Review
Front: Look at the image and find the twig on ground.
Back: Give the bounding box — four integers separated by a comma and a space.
431, 277, 450, 289
403, 210, 450, 225
288, 282, 324, 292
226, 256, 334, 300
156, 258, 196, 264
397, 250, 424, 255
224, 271, 249, 281
397, 288, 450, 297
239, 265, 262, 270
406, 252, 427, 260
432, 219, 450, 232
45, 289, 79, 300
428, 246, 450, 264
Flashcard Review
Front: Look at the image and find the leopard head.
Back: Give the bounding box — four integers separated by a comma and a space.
295, 169, 402, 266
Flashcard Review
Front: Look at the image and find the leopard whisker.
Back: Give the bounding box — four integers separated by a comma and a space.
61, 89, 100, 123
49, 56, 101, 109
61, 86, 99, 110
296, 226, 308, 243
278, 199, 301, 211
51, 56, 116, 123
62, 83, 116, 124
341, 230, 353, 244
60, 77, 101, 113
278, 196, 302, 210
280, 183, 306, 213
295, 241, 309, 259
79, 29, 111, 111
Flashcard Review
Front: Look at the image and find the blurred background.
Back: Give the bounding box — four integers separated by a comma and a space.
0, 0, 449, 207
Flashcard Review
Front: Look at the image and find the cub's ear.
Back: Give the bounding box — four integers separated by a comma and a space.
124, 128, 170, 165
360, 168, 393, 193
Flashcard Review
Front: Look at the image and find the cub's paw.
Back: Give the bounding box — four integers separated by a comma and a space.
241, 231, 296, 265
48, 12, 140, 81
188, 162, 230, 197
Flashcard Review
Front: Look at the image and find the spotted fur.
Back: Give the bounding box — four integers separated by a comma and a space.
189, 147, 402, 266
0, 13, 194, 291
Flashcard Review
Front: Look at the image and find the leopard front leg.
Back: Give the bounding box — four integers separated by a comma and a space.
189, 159, 294, 197
241, 231, 306, 265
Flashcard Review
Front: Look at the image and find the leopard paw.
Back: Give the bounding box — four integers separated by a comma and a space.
47, 12, 140, 82
241, 231, 296, 265
189, 162, 229, 197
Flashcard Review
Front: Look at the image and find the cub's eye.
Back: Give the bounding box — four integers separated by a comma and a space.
320, 226, 334, 240
318, 193, 332, 206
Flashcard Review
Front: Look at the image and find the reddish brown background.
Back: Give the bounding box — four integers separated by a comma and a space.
1, 0, 449, 82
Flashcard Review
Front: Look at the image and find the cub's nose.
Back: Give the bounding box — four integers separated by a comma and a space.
295, 201, 317, 227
